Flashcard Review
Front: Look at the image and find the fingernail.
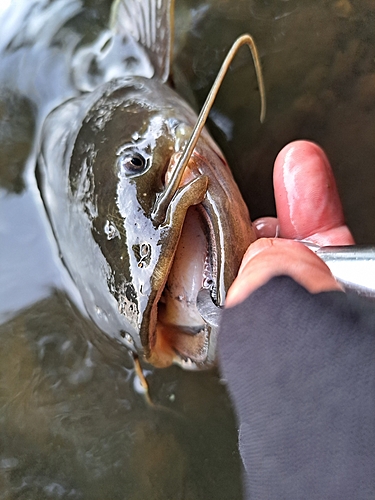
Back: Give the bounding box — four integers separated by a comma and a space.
253, 217, 280, 238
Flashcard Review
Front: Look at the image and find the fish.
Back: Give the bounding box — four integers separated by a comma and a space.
32, 0, 264, 369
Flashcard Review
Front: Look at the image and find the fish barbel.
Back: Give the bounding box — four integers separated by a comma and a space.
3, 0, 265, 368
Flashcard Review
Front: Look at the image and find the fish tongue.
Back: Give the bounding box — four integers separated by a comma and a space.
159, 205, 208, 332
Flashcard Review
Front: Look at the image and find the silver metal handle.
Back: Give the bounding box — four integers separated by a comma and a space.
302, 243, 375, 300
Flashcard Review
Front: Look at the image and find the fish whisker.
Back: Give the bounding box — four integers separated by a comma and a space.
151, 33, 266, 225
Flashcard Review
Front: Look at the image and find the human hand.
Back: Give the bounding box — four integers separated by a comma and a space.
226, 140, 355, 307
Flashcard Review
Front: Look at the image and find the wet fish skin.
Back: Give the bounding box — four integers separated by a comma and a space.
38, 75, 255, 367
0, 0, 256, 368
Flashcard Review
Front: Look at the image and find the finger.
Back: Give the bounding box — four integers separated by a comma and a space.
253, 217, 279, 238
274, 140, 355, 245
226, 238, 343, 307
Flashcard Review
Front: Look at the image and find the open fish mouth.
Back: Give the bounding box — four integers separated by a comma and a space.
142, 144, 222, 369
152, 203, 217, 369
143, 141, 255, 369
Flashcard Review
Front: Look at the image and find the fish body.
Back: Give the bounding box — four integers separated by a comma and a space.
2, 0, 256, 368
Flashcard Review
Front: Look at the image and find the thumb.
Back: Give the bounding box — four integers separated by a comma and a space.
274, 140, 354, 246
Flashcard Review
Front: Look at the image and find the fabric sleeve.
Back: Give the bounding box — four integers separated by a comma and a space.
218, 275, 375, 500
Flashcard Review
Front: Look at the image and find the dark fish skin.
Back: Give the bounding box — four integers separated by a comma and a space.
38, 76, 255, 368
0, 0, 256, 368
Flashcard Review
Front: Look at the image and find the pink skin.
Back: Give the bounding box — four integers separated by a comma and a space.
226, 140, 355, 307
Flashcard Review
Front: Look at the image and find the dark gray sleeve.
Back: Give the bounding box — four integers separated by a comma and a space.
218, 276, 375, 500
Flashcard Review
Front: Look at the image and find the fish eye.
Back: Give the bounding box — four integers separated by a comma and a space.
118, 152, 147, 175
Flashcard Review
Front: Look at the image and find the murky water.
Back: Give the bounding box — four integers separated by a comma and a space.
175, 0, 375, 243
0, 291, 240, 498
0, 0, 374, 498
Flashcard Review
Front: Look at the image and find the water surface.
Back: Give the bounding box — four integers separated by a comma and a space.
1, 0, 374, 498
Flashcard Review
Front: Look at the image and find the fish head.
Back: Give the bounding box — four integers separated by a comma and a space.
41, 76, 255, 368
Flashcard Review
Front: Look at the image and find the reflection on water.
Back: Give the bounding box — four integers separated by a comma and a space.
0, 0, 374, 498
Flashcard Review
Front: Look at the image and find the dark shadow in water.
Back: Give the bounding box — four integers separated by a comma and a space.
0, 291, 242, 499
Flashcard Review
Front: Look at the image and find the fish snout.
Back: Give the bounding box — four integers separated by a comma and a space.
164, 150, 207, 189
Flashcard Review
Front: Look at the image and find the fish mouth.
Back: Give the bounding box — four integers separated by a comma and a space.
142, 143, 254, 369
149, 203, 218, 369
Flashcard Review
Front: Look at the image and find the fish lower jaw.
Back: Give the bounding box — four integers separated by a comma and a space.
147, 322, 211, 369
